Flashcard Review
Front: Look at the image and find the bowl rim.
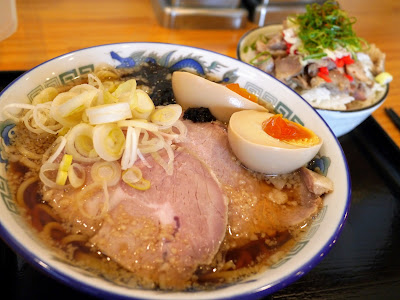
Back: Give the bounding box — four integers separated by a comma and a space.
236, 24, 390, 113
0, 41, 352, 300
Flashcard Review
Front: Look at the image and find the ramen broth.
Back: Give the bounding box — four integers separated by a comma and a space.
4, 62, 329, 290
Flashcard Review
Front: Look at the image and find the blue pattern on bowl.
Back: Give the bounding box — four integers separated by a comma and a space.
0, 43, 349, 300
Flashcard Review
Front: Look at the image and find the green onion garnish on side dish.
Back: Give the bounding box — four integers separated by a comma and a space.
293, 1, 368, 59
250, 40, 257, 51
250, 51, 271, 65
303, 52, 329, 60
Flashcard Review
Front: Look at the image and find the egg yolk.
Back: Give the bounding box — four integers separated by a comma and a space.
262, 114, 319, 146
226, 83, 258, 103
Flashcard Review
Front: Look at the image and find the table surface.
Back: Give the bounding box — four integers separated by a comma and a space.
1, 1, 400, 299
0, 0, 399, 146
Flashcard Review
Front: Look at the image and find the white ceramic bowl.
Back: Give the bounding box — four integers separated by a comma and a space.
237, 25, 389, 137
0, 43, 351, 299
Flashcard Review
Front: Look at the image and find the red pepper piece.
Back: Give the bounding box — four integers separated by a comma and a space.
319, 66, 329, 75
335, 58, 344, 68
345, 74, 354, 82
342, 55, 354, 65
285, 41, 292, 54
317, 71, 332, 82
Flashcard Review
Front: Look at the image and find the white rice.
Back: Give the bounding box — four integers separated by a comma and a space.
301, 87, 355, 110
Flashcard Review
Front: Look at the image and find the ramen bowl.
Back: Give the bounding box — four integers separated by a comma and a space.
0, 43, 350, 299
237, 25, 389, 137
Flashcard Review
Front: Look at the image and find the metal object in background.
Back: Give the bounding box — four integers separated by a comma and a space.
151, 0, 248, 29
249, 0, 326, 26
170, 0, 241, 8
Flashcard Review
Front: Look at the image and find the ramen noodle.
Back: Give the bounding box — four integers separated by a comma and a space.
2, 62, 333, 290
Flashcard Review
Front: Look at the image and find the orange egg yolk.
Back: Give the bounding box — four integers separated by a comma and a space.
226, 83, 258, 103
262, 114, 313, 141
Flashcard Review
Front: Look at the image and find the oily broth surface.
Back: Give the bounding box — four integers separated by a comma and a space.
4, 62, 322, 290
7, 157, 314, 289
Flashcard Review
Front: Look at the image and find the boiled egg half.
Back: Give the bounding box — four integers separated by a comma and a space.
228, 110, 322, 175
172, 71, 267, 123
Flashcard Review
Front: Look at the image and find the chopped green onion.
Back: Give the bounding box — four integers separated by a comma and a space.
250, 41, 257, 51
303, 52, 328, 60
249, 51, 271, 65
259, 34, 269, 44
292, 1, 368, 58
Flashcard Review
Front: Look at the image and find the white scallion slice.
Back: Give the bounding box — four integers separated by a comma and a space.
158, 120, 187, 143
57, 127, 70, 137
122, 166, 142, 185
117, 119, 159, 132
42, 136, 67, 164
68, 163, 86, 188
32, 103, 62, 134
122, 166, 150, 191
131, 90, 155, 120
150, 132, 174, 176
102, 81, 118, 92
121, 126, 133, 170
150, 104, 182, 128
112, 79, 138, 109
103, 90, 119, 104
90, 161, 121, 187
134, 178, 151, 190
2, 103, 35, 122
121, 126, 140, 170
69, 83, 99, 95
86, 102, 132, 125
39, 163, 70, 189
51, 92, 91, 127
92, 123, 125, 161
57, 90, 97, 117
138, 135, 164, 154
88, 74, 104, 90
135, 90, 154, 113
88, 74, 104, 105
32, 87, 59, 105
172, 119, 187, 140
70, 84, 101, 106
137, 148, 152, 168
23, 109, 46, 134
65, 123, 100, 163
130, 178, 151, 190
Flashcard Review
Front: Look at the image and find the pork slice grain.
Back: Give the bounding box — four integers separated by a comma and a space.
180, 120, 324, 248
90, 149, 228, 290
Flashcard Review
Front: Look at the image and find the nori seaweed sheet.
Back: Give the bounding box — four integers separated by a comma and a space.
122, 62, 175, 106
183, 107, 216, 123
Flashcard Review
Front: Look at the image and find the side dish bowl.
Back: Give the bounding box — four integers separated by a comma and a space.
237, 25, 389, 137
0, 42, 350, 299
